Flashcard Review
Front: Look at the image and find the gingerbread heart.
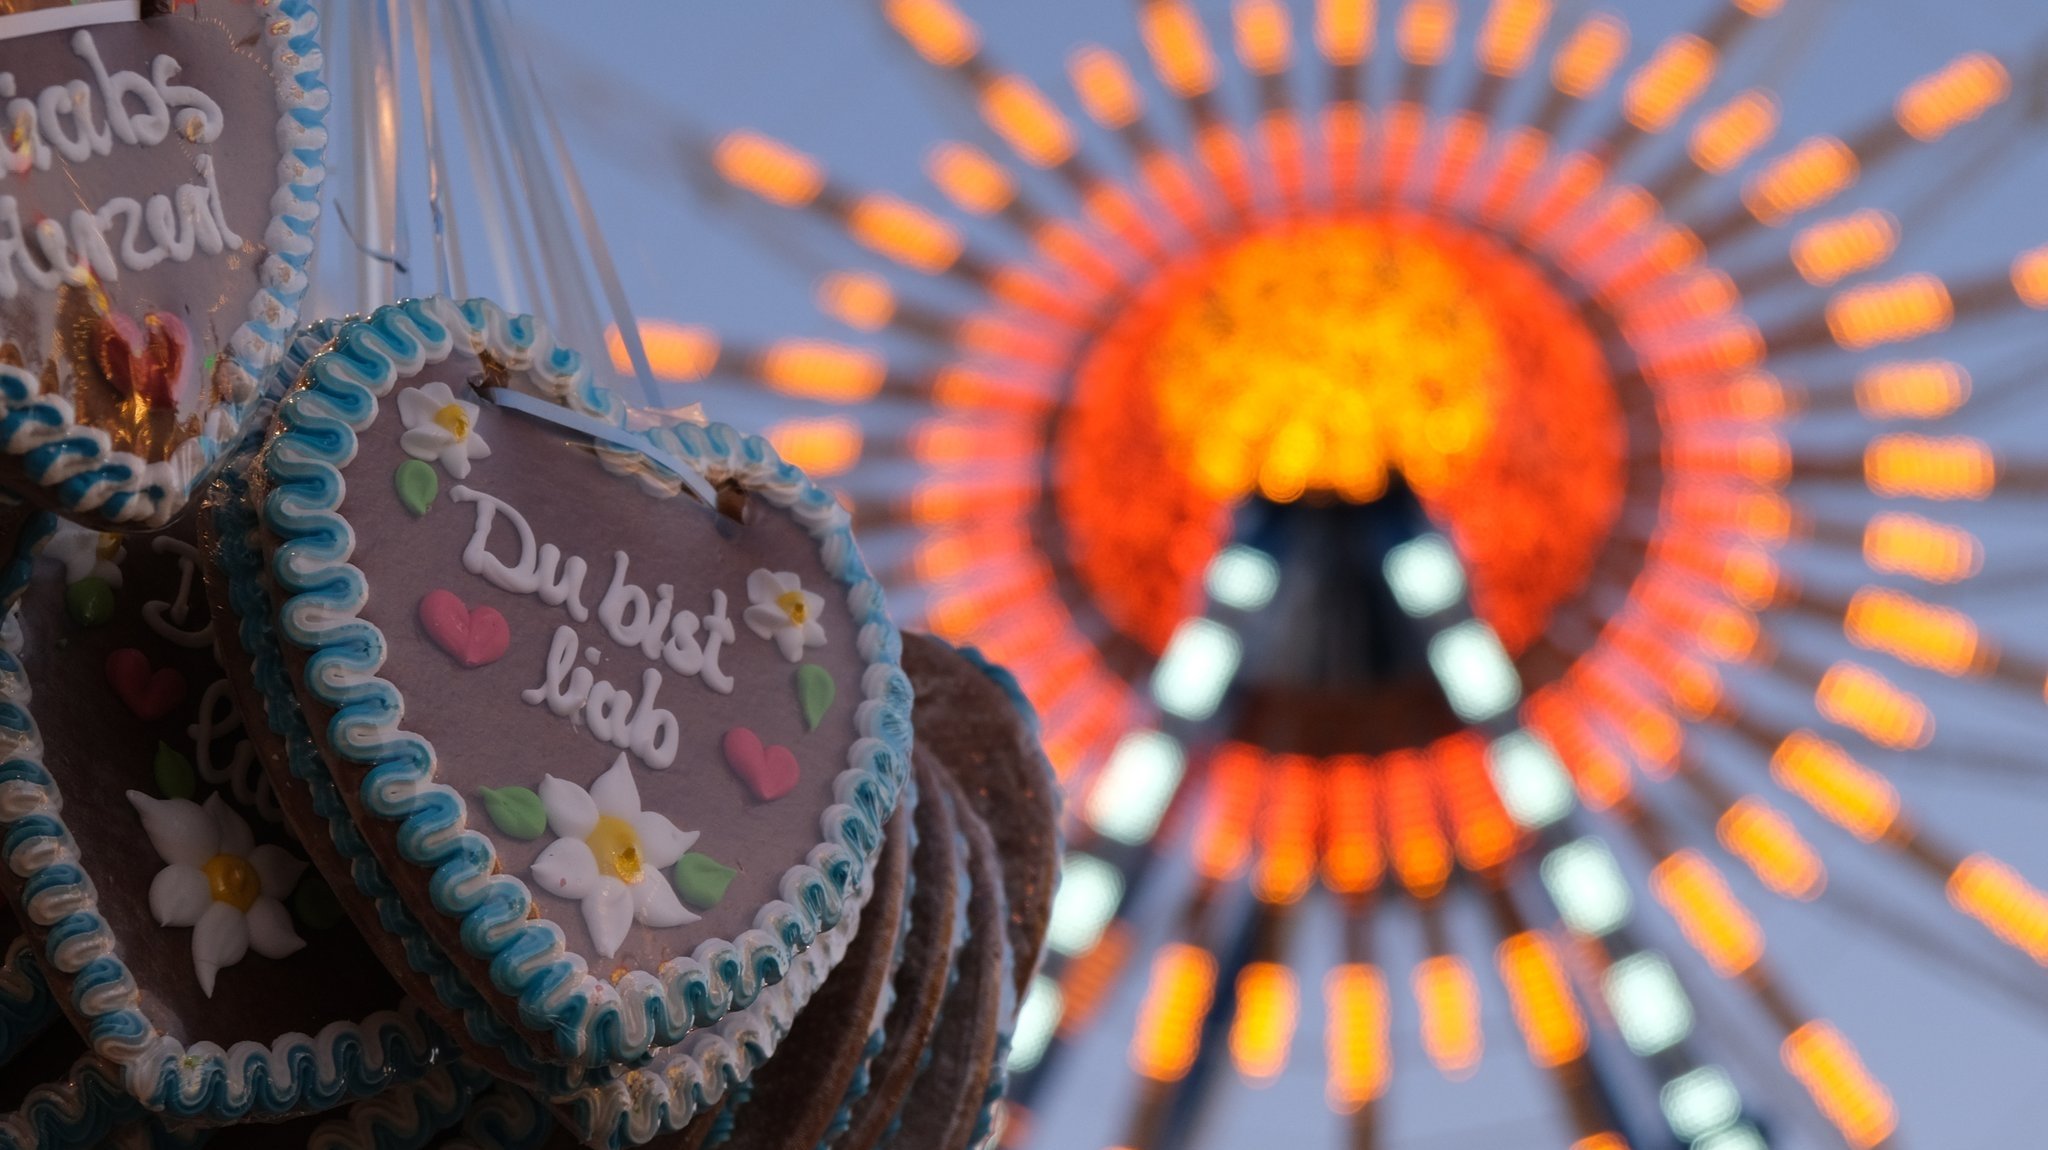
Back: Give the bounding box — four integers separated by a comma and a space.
723, 727, 800, 802
104, 647, 187, 721
418, 590, 511, 668
0, 0, 329, 531
249, 298, 913, 1077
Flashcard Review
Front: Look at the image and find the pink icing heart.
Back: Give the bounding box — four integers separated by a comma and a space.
105, 648, 186, 721
723, 727, 799, 802
418, 590, 511, 668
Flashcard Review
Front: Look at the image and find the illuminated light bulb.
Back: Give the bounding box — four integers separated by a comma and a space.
1477, 0, 1551, 78
1440, 735, 1518, 872
1571, 1137, 1627, 1150
1084, 730, 1185, 845
1690, 90, 1778, 173
1718, 798, 1826, 900
1948, 854, 2048, 964
1543, 837, 1632, 937
1252, 757, 1318, 905
1782, 1022, 1897, 1150
2013, 244, 2048, 309
1497, 932, 1586, 1068
1069, 46, 1141, 128
1151, 618, 1242, 720
1228, 962, 1299, 1084
713, 131, 824, 207
1651, 851, 1765, 977
1205, 545, 1280, 611
1792, 210, 1899, 286
1008, 976, 1064, 1073
1816, 661, 1933, 749
1429, 620, 1521, 722
1324, 964, 1390, 1112
1385, 534, 1467, 618
1528, 697, 1632, 811
1624, 35, 1717, 132
1865, 434, 1996, 501
1129, 943, 1218, 1082
1662, 1066, 1744, 1141
911, 421, 1037, 465
1696, 1126, 1771, 1150
1233, 0, 1290, 74
846, 195, 963, 273
1315, 0, 1374, 64
883, 0, 978, 67
1046, 853, 1124, 957
1856, 360, 1969, 420
607, 321, 716, 382
758, 340, 887, 402
1323, 756, 1384, 895
1603, 952, 1694, 1055
1399, 0, 1454, 66
815, 271, 895, 332
1745, 136, 1858, 224
1844, 587, 1980, 675
927, 143, 1015, 215
1140, 0, 1217, 97
1414, 955, 1482, 1077
1487, 729, 1577, 830
1552, 14, 1629, 99
1897, 52, 2009, 141
981, 75, 1077, 168
1386, 752, 1453, 897
1863, 512, 1981, 583
1771, 731, 1901, 842
1057, 924, 1133, 1035
763, 416, 863, 478
1828, 273, 1952, 349
1194, 744, 1263, 880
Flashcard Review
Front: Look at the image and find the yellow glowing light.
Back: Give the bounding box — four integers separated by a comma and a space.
1949, 855, 2048, 964
1415, 955, 1482, 1078
1325, 964, 1390, 1112
714, 131, 824, 207
1863, 512, 1981, 583
2013, 244, 2048, 309
981, 75, 1077, 168
1856, 360, 1968, 420
1783, 1023, 1898, 1150
847, 195, 964, 273
1477, 0, 1550, 77
1229, 962, 1300, 1084
816, 272, 895, 332
1323, 757, 1383, 895
1793, 210, 1899, 286
1253, 758, 1319, 905
1233, 0, 1290, 74
1497, 932, 1586, 1068
1553, 15, 1628, 99
1652, 851, 1764, 977
1689, 90, 1779, 174
927, 143, 1015, 217
1844, 587, 1980, 675
1772, 731, 1901, 841
1059, 924, 1133, 1034
1624, 35, 1717, 133
1816, 661, 1933, 749
1828, 274, 1953, 350
1131, 943, 1218, 1082
1070, 46, 1142, 128
1572, 1137, 1628, 1150
1141, 0, 1217, 97
1399, 0, 1454, 66
758, 340, 887, 402
1864, 434, 1995, 500
765, 416, 863, 478
609, 321, 717, 382
884, 0, 978, 67
1898, 52, 2009, 141
1745, 136, 1858, 224
1718, 798, 1826, 900
1316, 0, 1374, 64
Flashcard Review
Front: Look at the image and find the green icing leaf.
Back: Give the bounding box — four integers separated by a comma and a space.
65, 577, 115, 628
292, 873, 345, 931
153, 742, 194, 800
795, 664, 835, 732
395, 459, 439, 518
674, 852, 738, 910
480, 786, 546, 840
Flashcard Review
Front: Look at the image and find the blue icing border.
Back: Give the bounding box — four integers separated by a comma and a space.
0, 1054, 143, 1150
256, 297, 912, 1069
0, 0, 331, 530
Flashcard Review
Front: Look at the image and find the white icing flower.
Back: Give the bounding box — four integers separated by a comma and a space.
742, 569, 827, 663
43, 520, 124, 586
127, 791, 307, 997
396, 381, 492, 479
531, 754, 701, 959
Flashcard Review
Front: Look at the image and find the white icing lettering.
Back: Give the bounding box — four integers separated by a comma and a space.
450, 485, 590, 620
141, 535, 212, 648
521, 624, 679, 769
701, 589, 736, 695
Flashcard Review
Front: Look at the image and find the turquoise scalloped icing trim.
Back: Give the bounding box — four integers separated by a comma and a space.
426, 1077, 554, 1150
0, 936, 54, 1066
0, 0, 330, 529
258, 296, 912, 1069
304, 1062, 490, 1150
0, 498, 54, 614
0, 1054, 142, 1150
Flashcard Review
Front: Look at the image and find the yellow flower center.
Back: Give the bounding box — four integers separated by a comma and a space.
776, 589, 809, 624
202, 854, 261, 912
587, 814, 645, 884
95, 534, 122, 561
432, 404, 472, 440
